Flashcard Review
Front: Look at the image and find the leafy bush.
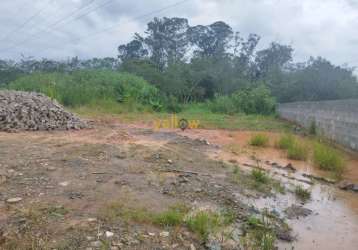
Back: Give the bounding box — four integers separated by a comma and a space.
207, 85, 276, 115
207, 94, 236, 114
232, 85, 276, 115
249, 134, 269, 147
162, 95, 183, 113
313, 143, 345, 176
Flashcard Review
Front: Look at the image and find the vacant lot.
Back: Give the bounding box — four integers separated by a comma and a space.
0, 116, 357, 250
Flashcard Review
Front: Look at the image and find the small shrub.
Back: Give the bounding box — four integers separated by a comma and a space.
294, 186, 311, 202
276, 134, 295, 150
249, 134, 269, 147
163, 95, 182, 113
287, 142, 308, 161
208, 94, 236, 115
232, 85, 276, 115
313, 143, 345, 177
208, 85, 276, 115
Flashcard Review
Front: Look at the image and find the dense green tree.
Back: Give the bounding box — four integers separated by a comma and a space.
188, 21, 233, 58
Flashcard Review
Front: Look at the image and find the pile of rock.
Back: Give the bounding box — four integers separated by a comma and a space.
0, 90, 87, 132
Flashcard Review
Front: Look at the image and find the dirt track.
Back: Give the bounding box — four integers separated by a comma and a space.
0, 119, 357, 249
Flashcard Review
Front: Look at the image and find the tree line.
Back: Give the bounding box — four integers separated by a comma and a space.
1, 17, 358, 105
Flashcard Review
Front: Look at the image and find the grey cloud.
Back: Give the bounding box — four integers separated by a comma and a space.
0, 0, 357, 68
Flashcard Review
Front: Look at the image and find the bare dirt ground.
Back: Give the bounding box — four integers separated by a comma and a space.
0, 118, 358, 250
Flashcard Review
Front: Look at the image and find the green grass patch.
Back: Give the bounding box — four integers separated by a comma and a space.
232, 168, 285, 194
251, 169, 270, 184
242, 215, 276, 250
153, 203, 189, 227
100, 201, 236, 241
186, 210, 234, 241
9, 70, 159, 109
74, 104, 291, 131
100, 202, 190, 227
294, 186, 311, 202
249, 134, 269, 147
287, 142, 308, 161
276, 134, 295, 150
276, 134, 308, 161
313, 143, 345, 177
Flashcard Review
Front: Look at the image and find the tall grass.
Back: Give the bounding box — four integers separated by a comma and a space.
287, 142, 308, 161
276, 134, 308, 161
249, 134, 269, 147
8, 70, 159, 109
313, 143, 345, 177
276, 134, 295, 150
294, 186, 311, 202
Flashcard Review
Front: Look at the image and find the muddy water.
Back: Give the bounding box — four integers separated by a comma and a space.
177, 129, 358, 250
247, 184, 358, 250
125, 126, 358, 250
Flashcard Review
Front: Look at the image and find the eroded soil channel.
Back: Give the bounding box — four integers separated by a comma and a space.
0, 120, 357, 249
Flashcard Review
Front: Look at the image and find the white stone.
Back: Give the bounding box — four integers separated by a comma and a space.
6, 197, 22, 203
59, 181, 69, 187
160, 231, 170, 237
105, 231, 114, 238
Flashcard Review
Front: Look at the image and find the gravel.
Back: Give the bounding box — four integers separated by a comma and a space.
0, 90, 87, 132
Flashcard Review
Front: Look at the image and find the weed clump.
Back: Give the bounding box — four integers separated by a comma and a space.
233, 168, 285, 194
251, 169, 269, 184
276, 134, 308, 161
294, 186, 311, 202
287, 142, 308, 161
276, 134, 295, 150
313, 143, 345, 177
153, 204, 189, 227
242, 215, 276, 250
249, 134, 269, 147
186, 210, 234, 241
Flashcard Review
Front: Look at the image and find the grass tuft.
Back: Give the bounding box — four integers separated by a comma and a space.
313, 143, 345, 177
242, 215, 276, 250
251, 169, 269, 184
249, 134, 269, 147
294, 186, 311, 202
153, 203, 189, 227
233, 168, 285, 194
276, 134, 295, 150
287, 142, 308, 161
185, 210, 234, 241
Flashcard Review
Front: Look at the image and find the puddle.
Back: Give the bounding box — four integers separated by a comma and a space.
235, 179, 358, 250
185, 129, 358, 250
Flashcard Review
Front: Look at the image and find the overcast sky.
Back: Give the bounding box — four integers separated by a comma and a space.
1, 0, 358, 67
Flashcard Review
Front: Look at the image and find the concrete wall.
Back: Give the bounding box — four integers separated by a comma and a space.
278, 99, 358, 151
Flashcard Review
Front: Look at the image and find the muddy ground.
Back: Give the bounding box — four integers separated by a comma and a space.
0, 118, 357, 250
